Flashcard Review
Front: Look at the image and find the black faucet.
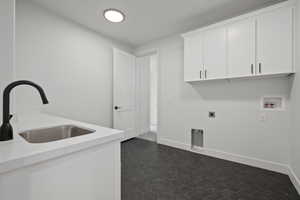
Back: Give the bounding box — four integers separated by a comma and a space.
0, 80, 49, 141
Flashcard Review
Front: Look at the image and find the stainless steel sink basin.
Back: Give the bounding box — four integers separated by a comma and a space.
19, 125, 95, 143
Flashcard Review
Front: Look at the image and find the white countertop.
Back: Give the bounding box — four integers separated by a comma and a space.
0, 113, 124, 174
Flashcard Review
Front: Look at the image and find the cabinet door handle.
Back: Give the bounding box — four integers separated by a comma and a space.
205, 70, 207, 79
251, 64, 254, 74
259, 63, 262, 74
200, 70, 202, 79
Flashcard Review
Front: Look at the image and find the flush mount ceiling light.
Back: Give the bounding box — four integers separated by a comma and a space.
103, 9, 125, 23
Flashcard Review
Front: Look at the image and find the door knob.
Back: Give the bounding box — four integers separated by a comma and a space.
114, 106, 120, 110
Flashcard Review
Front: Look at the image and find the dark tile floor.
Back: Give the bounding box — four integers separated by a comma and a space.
121, 138, 300, 200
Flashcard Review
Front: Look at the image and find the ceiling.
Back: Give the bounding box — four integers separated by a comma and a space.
30, 0, 285, 48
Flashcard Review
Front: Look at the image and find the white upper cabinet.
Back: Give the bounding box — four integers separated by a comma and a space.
227, 19, 256, 78
257, 7, 294, 75
184, 34, 204, 81
182, 2, 295, 82
203, 27, 227, 80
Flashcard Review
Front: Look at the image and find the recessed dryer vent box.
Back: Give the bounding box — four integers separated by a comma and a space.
261, 96, 284, 111
191, 129, 203, 149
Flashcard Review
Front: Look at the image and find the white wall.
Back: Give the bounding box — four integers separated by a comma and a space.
0, 0, 15, 120
15, 0, 132, 127
135, 36, 292, 165
290, 0, 300, 187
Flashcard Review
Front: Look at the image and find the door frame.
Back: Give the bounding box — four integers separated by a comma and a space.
135, 48, 161, 142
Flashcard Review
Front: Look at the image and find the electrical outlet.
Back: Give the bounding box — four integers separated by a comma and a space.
209, 112, 215, 118
259, 113, 267, 122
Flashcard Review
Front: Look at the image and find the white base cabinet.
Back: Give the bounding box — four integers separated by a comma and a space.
0, 142, 121, 200
183, 1, 295, 82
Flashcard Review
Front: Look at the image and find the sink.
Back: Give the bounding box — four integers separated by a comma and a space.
19, 125, 95, 143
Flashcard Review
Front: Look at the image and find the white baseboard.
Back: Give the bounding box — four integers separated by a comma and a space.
141, 128, 150, 134
289, 167, 300, 194
138, 135, 155, 142
158, 138, 290, 175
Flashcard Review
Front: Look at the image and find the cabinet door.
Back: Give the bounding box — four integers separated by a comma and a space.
203, 27, 227, 80
228, 19, 256, 77
257, 7, 293, 74
184, 34, 204, 81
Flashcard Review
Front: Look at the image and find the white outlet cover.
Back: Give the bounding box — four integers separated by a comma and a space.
259, 113, 267, 121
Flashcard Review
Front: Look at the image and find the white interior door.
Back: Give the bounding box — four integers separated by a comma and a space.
113, 48, 137, 141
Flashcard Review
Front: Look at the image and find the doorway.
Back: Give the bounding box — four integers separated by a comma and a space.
136, 53, 158, 142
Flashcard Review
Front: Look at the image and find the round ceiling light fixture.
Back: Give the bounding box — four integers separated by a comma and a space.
103, 8, 125, 23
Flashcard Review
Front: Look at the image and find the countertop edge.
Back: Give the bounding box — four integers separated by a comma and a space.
0, 132, 123, 175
